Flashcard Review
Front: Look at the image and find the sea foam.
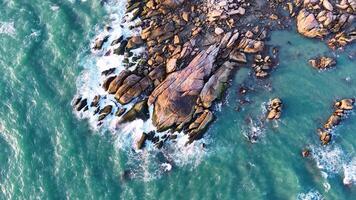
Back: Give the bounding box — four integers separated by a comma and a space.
0, 21, 16, 37
311, 144, 356, 186
297, 189, 324, 200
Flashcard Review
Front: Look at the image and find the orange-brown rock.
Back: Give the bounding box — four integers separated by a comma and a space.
199, 61, 237, 108
148, 44, 220, 131
297, 9, 328, 38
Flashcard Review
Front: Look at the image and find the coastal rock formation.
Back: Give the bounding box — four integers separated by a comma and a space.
267, 98, 283, 120
74, 0, 356, 151
104, 70, 152, 105
293, 0, 355, 49
317, 98, 354, 145
148, 44, 220, 131
308, 56, 336, 69
297, 9, 328, 38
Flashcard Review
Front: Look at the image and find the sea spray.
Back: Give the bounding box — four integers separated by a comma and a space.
297, 189, 324, 200
311, 144, 356, 186
0, 21, 16, 37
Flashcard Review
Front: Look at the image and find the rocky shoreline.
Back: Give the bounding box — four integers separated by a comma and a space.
73, 0, 355, 151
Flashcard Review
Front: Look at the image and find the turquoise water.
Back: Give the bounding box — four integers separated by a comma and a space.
0, 0, 355, 199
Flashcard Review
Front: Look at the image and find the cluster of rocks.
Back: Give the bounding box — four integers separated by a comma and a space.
292, 0, 355, 49
308, 56, 336, 69
318, 98, 354, 145
252, 54, 274, 78
266, 98, 283, 120
74, 0, 354, 151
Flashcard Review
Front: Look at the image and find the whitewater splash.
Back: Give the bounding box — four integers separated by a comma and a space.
74, 0, 208, 180
311, 144, 356, 186
297, 189, 324, 200
0, 21, 16, 37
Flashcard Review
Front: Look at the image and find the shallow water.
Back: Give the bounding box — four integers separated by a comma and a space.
0, 0, 355, 199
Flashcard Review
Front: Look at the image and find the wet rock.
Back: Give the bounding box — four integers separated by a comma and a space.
187, 110, 214, 144
237, 37, 264, 53
335, 98, 355, 110
327, 31, 356, 50
318, 129, 332, 145
267, 98, 283, 120
73, 97, 82, 107
115, 75, 152, 105
75, 99, 88, 111
137, 133, 148, 149
302, 149, 311, 157
101, 68, 116, 76
119, 100, 149, 124
90, 95, 100, 107
98, 105, 113, 121
229, 50, 247, 63
199, 61, 237, 108
113, 39, 128, 55
93, 35, 109, 50
107, 71, 132, 94
102, 76, 116, 91
318, 98, 354, 144
308, 56, 336, 69
115, 108, 126, 117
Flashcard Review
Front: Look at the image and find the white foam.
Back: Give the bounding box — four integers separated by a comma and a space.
311, 144, 356, 186
343, 157, 356, 185
242, 117, 265, 143
297, 189, 323, 200
311, 145, 345, 175
0, 21, 16, 36
50, 5, 60, 11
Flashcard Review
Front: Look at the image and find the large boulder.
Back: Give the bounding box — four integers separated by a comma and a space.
187, 110, 214, 144
335, 98, 355, 110
267, 98, 283, 120
148, 44, 220, 131
199, 61, 237, 108
297, 9, 328, 38
237, 37, 264, 53
118, 100, 149, 124
161, 0, 185, 8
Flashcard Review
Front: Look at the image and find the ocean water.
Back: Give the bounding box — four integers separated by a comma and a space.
0, 0, 355, 199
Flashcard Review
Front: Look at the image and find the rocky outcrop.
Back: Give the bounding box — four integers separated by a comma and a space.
237, 37, 265, 53
317, 98, 354, 145
148, 44, 220, 131
199, 61, 237, 108
186, 110, 214, 144
297, 9, 328, 38
104, 70, 152, 105
293, 0, 355, 49
267, 98, 283, 120
119, 100, 150, 124
75, 0, 356, 151
309, 56, 336, 69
